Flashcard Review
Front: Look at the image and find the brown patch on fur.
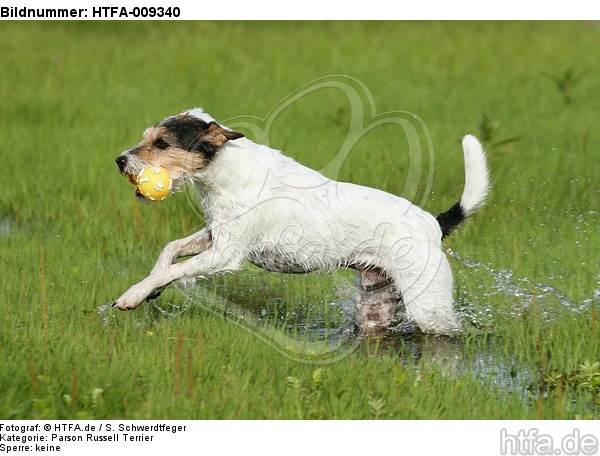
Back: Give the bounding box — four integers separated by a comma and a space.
200, 122, 245, 147
146, 148, 208, 177
128, 126, 208, 179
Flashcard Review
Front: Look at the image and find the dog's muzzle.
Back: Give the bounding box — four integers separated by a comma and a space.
115, 154, 138, 186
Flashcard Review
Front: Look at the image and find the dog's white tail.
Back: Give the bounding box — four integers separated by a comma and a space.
436, 135, 490, 239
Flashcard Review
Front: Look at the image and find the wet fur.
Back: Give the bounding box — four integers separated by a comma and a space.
112, 108, 490, 335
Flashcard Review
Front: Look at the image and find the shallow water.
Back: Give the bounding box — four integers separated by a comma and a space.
99, 248, 599, 346
99, 249, 599, 398
0, 218, 16, 239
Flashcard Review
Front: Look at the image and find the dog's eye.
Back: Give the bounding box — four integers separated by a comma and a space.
154, 138, 170, 150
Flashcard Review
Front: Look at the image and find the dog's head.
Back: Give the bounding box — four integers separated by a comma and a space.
115, 108, 244, 198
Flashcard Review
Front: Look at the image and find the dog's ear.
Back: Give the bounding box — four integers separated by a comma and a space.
198, 122, 244, 148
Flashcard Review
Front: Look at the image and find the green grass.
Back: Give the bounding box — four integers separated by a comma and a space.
1, 21, 599, 419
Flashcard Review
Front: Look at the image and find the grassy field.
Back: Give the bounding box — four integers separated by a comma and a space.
0, 21, 599, 419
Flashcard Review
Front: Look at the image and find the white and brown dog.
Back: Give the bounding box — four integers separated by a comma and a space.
112, 108, 490, 335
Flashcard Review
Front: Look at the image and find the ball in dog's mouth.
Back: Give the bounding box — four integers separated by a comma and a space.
129, 166, 172, 202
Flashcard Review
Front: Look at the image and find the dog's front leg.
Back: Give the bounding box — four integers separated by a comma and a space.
112, 246, 243, 311
111, 274, 166, 311
150, 227, 212, 275
114, 228, 213, 303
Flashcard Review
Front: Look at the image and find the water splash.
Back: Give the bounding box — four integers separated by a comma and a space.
173, 270, 361, 364
148, 300, 189, 318
446, 248, 599, 328
97, 302, 115, 325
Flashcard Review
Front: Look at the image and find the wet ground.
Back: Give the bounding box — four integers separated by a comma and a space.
99, 249, 599, 401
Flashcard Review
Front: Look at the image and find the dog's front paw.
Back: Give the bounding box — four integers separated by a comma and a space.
111, 285, 150, 311
111, 296, 142, 311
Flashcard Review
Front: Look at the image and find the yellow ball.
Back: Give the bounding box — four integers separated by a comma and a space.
136, 166, 172, 201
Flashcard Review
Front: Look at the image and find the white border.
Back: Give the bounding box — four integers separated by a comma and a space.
2, 420, 600, 456
2, 0, 600, 20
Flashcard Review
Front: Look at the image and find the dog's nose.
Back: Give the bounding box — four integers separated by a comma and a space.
115, 155, 127, 172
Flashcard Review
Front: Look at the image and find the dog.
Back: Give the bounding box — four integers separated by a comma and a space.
112, 108, 490, 335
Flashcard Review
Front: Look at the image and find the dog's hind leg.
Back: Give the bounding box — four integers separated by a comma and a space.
355, 269, 401, 334
389, 244, 461, 335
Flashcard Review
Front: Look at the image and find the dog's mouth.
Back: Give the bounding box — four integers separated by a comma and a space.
124, 173, 147, 201
123, 169, 178, 203
124, 172, 145, 199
